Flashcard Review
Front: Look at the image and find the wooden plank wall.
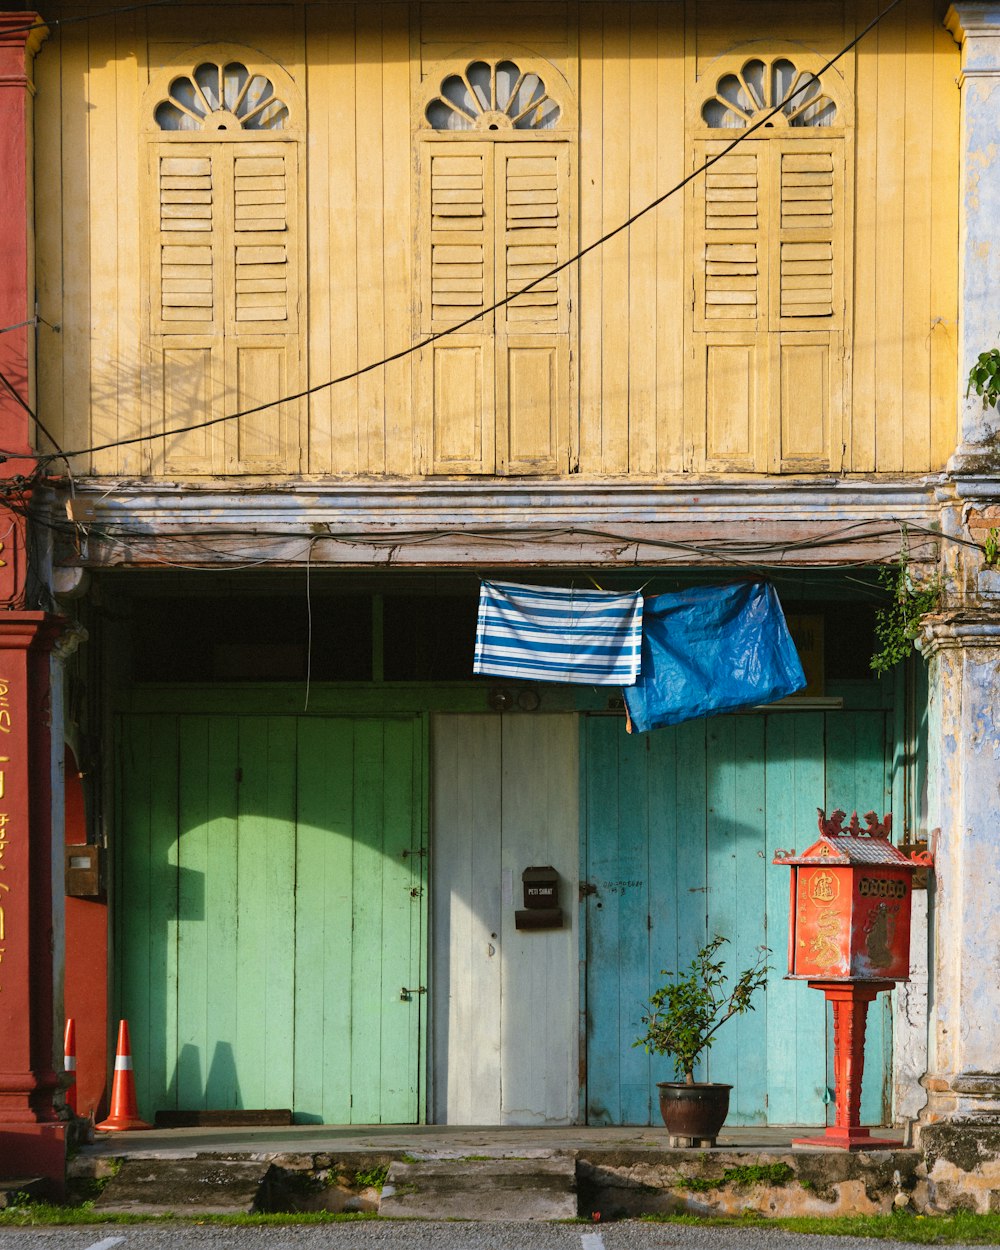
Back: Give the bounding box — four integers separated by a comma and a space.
431, 714, 579, 1125
117, 713, 426, 1124
582, 709, 892, 1128
33, 0, 957, 478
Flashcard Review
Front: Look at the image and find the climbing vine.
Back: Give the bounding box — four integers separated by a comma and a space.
967, 349, 1000, 411
870, 558, 941, 676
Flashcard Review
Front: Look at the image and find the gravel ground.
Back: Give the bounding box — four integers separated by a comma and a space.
0, 1222, 995, 1250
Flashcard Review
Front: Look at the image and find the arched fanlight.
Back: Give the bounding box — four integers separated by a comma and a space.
155, 62, 289, 131
702, 57, 836, 129
426, 59, 561, 131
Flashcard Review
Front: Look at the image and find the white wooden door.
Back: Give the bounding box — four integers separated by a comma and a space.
431, 714, 578, 1124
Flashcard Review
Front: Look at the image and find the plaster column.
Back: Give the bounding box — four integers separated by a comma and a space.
948, 3, 1000, 472
0, 12, 66, 1190
916, 614, 1000, 1201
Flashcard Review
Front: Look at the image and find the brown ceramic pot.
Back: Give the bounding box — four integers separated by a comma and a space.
656, 1081, 732, 1138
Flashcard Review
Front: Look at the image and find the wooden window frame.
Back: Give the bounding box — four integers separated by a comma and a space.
413, 52, 577, 478
140, 47, 305, 477
687, 48, 854, 476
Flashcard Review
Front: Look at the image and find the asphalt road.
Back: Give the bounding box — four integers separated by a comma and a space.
0, 1224, 994, 1250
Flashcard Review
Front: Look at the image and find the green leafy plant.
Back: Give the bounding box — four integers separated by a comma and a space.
968, 349, 1000, 410
352, 1165, 389, 1192
984, 527, 1000, 568
633, 936, 770, 1085
870, 560, 941, 676
676, 1163, 795, 1193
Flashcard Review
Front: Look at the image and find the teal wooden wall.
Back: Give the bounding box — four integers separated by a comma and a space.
582, 710, 893, 1127
116, 713, 427, 1123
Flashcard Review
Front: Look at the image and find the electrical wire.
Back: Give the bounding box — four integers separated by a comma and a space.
29, 513, 950, 568
0, 366, 76, 512
0, 317, 39, 336
0, 0, 187, 40
36, 0, 907, 466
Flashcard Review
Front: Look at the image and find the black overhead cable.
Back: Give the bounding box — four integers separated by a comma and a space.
0, 0, 186, 40
33, 0, 907, 466
0, 367, 70, 472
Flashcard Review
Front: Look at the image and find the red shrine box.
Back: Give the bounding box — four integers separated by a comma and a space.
774, 810, 918, 983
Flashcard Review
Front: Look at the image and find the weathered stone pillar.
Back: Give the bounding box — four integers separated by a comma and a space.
913, 8, 1000, 1203
947, 2, 1000, 472
916, 612, 1000, 1201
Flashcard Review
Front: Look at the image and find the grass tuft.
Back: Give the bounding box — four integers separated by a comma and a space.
353, 1165, 390, 1192
641, 1209, 1000, 1244
677, 1162, 795, 1193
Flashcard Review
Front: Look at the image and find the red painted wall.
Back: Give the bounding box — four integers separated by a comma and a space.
63, 747, 108, 1120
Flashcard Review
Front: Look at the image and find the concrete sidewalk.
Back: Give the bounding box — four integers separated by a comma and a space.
67, 1123, 922, 1220
78, 1122, 904, 1160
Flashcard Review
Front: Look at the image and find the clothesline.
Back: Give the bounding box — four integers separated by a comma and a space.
473, 578, 806, 732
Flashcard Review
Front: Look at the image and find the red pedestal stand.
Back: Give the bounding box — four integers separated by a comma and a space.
792, 980, 899, 1151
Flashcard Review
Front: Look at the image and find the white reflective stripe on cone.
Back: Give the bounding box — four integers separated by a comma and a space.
114, 1055, 133, 1070
64, 1056, 77, 1070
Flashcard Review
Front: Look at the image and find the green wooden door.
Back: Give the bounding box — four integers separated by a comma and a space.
582, 710, 893, 1127
117, 714, 427, 1124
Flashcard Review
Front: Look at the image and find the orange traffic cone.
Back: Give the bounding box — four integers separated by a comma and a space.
63, 1017, 77, 1115
95, 1020, 152, 1131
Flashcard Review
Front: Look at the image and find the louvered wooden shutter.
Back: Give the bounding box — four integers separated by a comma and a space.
229, 143, 296, 333
152, 144, 221, 335
694, 143, 763, 331
424, 145, 494, 333
497, 144, 569, 335
774, 140, 841, 326
496, 144, 570, 473
147, 140, 302, 475
691, 138, 844, 474
421, 143, 495, 472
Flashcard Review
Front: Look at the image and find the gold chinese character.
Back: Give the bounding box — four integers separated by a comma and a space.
809, 869, 837, 903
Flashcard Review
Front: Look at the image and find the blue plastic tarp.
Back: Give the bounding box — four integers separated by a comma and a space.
622, 581, 806, 732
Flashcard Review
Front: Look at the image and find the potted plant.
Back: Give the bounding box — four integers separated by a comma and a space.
633, 935, 770, 1143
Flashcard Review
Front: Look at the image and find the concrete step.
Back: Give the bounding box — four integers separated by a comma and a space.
379, 1154, 577, 1221
93, 1157, 269, 1215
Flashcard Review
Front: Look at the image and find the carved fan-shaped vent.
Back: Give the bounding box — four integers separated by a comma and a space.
426, 60, 561, 131
702, 58, 836, 129
155, 62, 289, 131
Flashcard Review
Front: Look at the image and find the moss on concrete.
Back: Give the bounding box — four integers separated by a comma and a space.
921, 1124, 1000, 1175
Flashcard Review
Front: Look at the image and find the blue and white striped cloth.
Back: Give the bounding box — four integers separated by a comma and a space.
473, 580, 644, 685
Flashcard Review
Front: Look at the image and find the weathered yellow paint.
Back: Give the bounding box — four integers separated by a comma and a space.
34, 0, 959, 479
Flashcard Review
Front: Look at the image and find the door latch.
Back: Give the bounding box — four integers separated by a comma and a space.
579, 881, 598, 899
400, 986, 427, 1002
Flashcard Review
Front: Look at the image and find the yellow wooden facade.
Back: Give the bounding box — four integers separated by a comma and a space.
33, 0, 959, 480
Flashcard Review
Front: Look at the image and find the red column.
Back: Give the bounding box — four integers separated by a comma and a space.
793, 981, 899, 1151
0, 13, 65, 1189
0, 618, 64, 1181
0, 14, 47, 601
